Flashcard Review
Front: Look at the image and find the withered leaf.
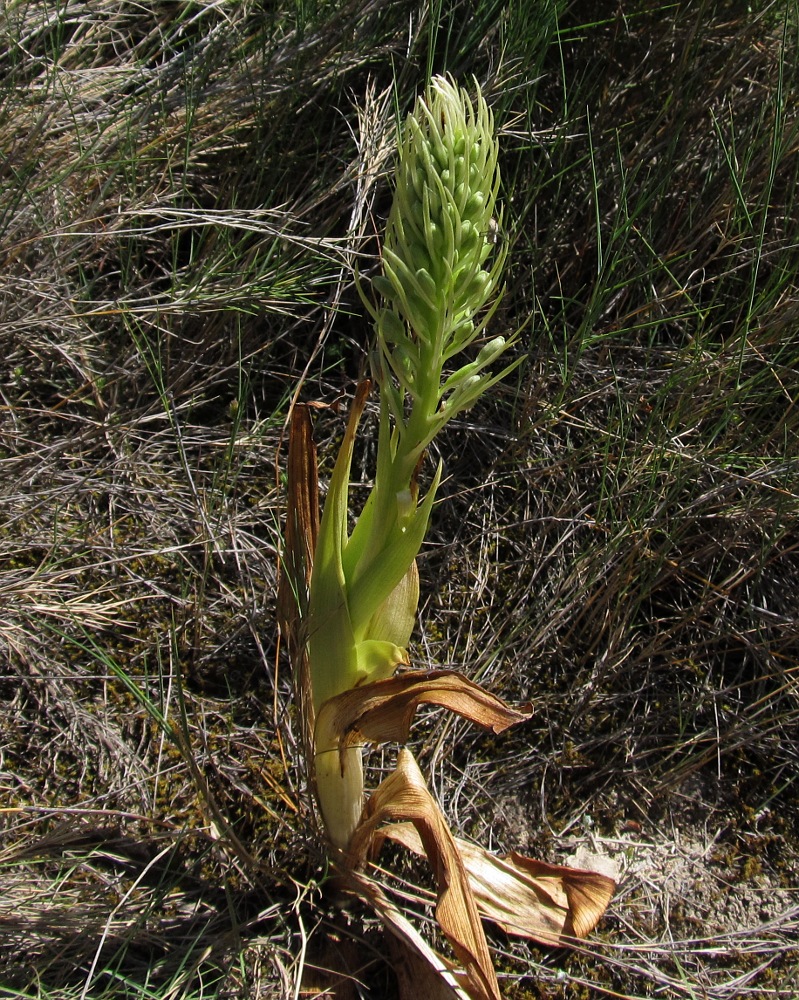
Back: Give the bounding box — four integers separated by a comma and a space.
349, 748, 501, 1000
315, 669, 532, 756
277, 403, 320, 761
382, 823, 616, 946
342, 867, 473, 1000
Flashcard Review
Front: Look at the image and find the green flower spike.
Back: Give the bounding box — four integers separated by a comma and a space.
279, 78, 615, 1000
307, 75, 519, 850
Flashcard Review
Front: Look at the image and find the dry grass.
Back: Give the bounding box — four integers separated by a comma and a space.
1, 1, 798, 997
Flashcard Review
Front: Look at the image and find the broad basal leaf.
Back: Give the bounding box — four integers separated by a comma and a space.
382, 823, 616, 946
342, 867, 473, 1000
307, 380, 371, 711
348, 748, 501, 1000
314, 668, 532, 759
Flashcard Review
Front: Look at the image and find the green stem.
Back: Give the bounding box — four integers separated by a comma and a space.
315, 733, 365, 850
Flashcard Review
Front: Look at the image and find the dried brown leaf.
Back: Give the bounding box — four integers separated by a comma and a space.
382, 823, 616, 946
316, 669, 532, 756
277, 403, 319, 764
348, 748, 501, 1000
342, 867, 472, 1000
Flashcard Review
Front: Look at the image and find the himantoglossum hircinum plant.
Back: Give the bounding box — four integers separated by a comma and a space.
279, 76, 616, 1000
308, 74, 520, 851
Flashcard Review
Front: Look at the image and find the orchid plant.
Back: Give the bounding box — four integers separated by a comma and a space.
279, 76, 615, 1000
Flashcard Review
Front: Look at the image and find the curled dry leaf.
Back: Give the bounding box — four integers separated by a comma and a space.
277, 403, 320, 768
349, 748, 502, 1000
343, 867, 473, 1000
315, 668, 533, 762
382, 823, 616, 946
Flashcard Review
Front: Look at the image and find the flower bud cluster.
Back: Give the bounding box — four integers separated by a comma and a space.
372, 76, 514, 440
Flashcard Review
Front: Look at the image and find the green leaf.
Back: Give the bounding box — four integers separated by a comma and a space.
307, 383, 370, 709
347, 460, 442, 636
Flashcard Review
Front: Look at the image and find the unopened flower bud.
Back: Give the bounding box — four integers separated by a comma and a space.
476, 335, 507, 366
